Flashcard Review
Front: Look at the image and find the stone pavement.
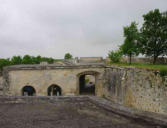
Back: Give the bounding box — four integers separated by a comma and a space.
0, 96, 166, 128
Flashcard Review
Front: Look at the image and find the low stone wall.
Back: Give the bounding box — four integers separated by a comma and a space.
78, 57, 104, 64
120, 57, 167, 64
103, 66, 167, 114
0, 96, 89, 104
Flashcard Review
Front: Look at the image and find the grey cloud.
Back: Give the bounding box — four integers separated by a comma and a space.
0, 0, 167, 58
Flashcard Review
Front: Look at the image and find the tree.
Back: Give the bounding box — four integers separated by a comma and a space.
0, 55, 56, 70
0, 59, 11, 70
22, 55, 33, 64
11, 56, 22, 65
64, 53, 72, 59
31, 56, 40, 64
121, 22, 139, 64
108, 50, 122, 63
139, 9, 167, 64
41, 57, 54, 64
35, 55, 41, 64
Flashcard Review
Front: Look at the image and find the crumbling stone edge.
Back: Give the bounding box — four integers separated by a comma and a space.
0, 96, 167, 126
89, 96, 167, 127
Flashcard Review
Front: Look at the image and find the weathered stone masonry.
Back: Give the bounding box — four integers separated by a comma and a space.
103, 66, 167, 114
1, 64, 167, 115
2, 64, 105, 97
0, 76, 3, 96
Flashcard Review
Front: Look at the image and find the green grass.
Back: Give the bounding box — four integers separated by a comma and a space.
109, 62, 167, 71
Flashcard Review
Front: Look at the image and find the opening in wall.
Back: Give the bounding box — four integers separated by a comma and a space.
48, 84, 62, 96
79, 74, 95, 95
22, 86, 36, 96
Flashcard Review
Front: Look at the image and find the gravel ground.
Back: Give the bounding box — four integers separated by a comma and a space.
0, 100, 161, 128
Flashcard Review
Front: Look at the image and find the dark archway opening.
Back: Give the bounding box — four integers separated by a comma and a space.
79, 74, 95, 95
48, 85, 62, 96
22, 86, 36, 96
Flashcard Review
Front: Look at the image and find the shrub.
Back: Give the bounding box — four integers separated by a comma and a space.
159, 69, 167, 77
64, 53, 72, 59
108, 50, 122, 63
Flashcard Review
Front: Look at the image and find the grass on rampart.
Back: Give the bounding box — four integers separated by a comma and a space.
109, 62, 167, 76
109, 62, 166, 70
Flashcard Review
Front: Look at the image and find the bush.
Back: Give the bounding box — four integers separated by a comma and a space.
0, 59, 11, 70
159, 69, 167, 77
108, 50, 122, 63
64, 53, 72, 59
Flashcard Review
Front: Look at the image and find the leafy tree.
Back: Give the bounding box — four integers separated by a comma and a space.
41, 57, 54, 64
121, 22, 139, 64
139, 9, 167, 64
47, 58, 54, 64
108, 50, 122, 63
11, 56, 22, 65
0, 59, 11, 70
31, 55, 41, 64
0, 55, 56, 70
22, 55, 33, 64
64, 53, 72, 59
36, 55, 41, 64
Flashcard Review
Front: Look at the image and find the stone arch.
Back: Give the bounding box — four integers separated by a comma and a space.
77, 71, 100, 77
47, 84, 62, 96
77, 71, 100, 95
22, 86, 36, 96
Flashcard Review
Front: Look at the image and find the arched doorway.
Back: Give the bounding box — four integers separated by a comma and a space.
78, 71, 99, 95
48, 85, 62, 96
22, 86, 36, 96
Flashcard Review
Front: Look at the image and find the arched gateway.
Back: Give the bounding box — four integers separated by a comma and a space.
77, 71, 100, 95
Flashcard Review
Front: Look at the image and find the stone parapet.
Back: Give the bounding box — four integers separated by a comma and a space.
3, 64, 105, 71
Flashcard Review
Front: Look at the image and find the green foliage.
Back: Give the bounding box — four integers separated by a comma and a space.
108, 50, 122, 63
31, 56, 41, 64
11, 56, 22, 65
22, 55, 33, 64
22, 55, 55, 64
120, 22, 139, 64
64, 53, 72, 59
35, 56, 41, 64
159, 69, 167, 77
85, 78, 89, 83
0, 59, 11, 70
109, 62, 167, 71
139, 9, 167, 64
0, 55, 56, 70
40, 57, 54, 64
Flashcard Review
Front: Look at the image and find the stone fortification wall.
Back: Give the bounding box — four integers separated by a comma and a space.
103, 66, 167, 114
121, 57, 167, 64
2, 64, 104, 97
78, 57, 104, 64
0, 76, 3, 96
105, 57, 167, 64
0, 69, 3, 96
1, 63, 167, 115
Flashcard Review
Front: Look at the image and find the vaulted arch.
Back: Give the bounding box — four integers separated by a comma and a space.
22, 86, 36, 96
47, 84, 62, 96
77, 71, 100, 95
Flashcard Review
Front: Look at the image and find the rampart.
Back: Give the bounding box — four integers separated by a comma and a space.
1, 64, 167, 115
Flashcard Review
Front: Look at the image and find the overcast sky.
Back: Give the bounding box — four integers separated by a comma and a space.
0, 0, 167, 59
